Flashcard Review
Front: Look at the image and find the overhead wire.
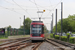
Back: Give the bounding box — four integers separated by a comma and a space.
3, 0, 62, 19
34, 0, 45, 18
12, 0, 32, 17
33, 0, 39, 17
4, 0, 15, 5
4, 0, 52, 10
29, 0, 54, 11
29, 0, 53, 20
45, 0, 62, 17
29, 0, 60, 18
4, 0, 41, 9
0, 5, 23, 15
3, 0, 24, 15
29, 0, 52, 29
45, 0, 53, 17
52, 0, 62, 10
34, 0, 39, 11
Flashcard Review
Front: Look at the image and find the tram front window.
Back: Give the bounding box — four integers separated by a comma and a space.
32, 28, 41, 34
31, 25, 42, 36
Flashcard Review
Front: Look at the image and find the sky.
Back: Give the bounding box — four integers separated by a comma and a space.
0, 0, 75, 30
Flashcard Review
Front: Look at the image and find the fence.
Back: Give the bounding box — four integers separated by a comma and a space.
0, 28, 30, 38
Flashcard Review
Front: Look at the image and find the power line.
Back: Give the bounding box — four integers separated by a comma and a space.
4, 0, 15, 5
52, 0, 62, 10
47, 0, 51, 16
0, 5, 23, 15
45, 0, 62, 17
12, 0, 32, 17
12, 0, 25, 11
4, 0, 54, 9
34, 0, 39, 17
30, 17, 51, 19
3, 0, 54, 12
29, 0, 61, 17
29, 0, 53, 11
34, 0, 39, 11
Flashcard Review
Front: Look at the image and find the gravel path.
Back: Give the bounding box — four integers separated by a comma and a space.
38, 42, 60, 50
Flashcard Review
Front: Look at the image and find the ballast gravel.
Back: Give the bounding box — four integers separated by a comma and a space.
38, 42, 59, 50
21, 45, 35, 50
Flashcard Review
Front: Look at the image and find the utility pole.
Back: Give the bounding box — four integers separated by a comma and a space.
61, 2, 63, 36
52, 13, 53, 33
56, 9, 57, 35
51, 21, 52, 33
20, 17, 21, 27
51, 13, 53, 33
24, 15, 25, 35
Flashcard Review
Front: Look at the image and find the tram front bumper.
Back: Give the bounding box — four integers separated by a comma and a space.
30, 37, 44, 40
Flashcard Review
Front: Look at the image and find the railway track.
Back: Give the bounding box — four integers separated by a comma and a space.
1, 37, 75, 50
0, 37, 30, 46
0, 41, 43, 50
0, 37, 30, 43
32, 42, 43, 50
0, 37, 30, 50
0, 37, 43, 50
46, 38, 75, 50
20, 42, 43, 50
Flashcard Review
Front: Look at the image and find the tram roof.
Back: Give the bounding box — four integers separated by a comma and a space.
32, 21, 43, 23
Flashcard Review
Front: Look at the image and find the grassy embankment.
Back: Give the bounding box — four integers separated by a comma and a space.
0, 35, 30, 39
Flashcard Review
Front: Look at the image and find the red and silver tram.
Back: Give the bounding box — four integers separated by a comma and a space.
30, 21, 44, 40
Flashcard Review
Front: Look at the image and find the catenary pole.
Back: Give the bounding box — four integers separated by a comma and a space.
52, 13, 53, 33
61, 2, 63, 36
56, 9, 57, 35
24, 15, 25, 35
51, 13, 53, 33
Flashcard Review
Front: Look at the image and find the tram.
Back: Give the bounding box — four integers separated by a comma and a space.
30, 21, 44, 41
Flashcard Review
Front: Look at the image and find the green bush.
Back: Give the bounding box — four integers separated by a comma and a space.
61, 36, 67, 42
72, 32, 75, 34
49, 33, 75, 44
50, 33, 53, 38
55, 35, 59, 40
67, 33, 70, 36
69, 37, 75, 43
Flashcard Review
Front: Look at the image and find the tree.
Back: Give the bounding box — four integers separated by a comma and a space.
44, 25, 48, 33
20, 17, 32, 30
53, 14, 75, 33
67, 15, 75, 32
7, 25, 12, 32
19, 17, 32, 35
24, 17, 32, 29
7, 25, 11, 28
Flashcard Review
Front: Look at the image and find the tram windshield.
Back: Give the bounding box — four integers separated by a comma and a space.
31, 25, 42, 34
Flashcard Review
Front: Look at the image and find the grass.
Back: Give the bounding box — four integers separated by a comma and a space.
0, 35, 30, 39
0, 37, 8, 39
0, 36, 8, 39
8, 35, 30, 39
